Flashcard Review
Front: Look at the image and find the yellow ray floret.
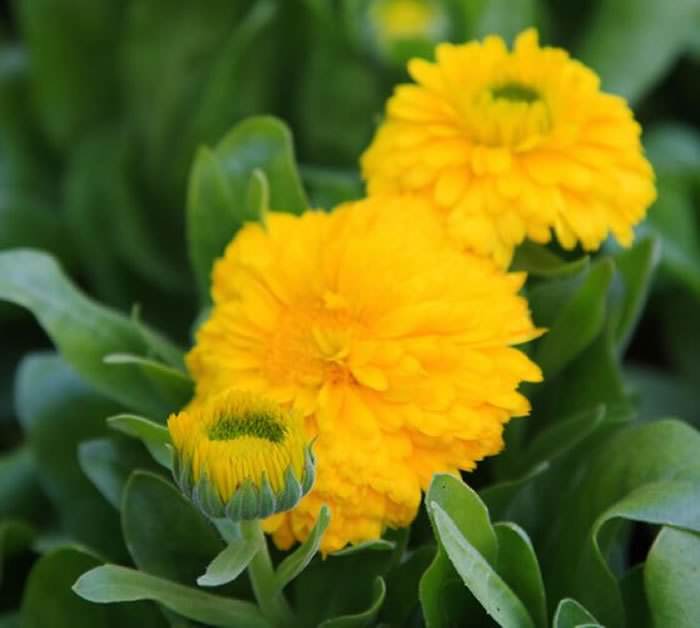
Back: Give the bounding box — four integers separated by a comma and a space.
361, 28, 657, 267
168, 389, 313, 521
187, 197, 543, 552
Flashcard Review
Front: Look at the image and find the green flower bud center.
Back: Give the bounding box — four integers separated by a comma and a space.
491, 83, 540, 104
208, 412, 287, 443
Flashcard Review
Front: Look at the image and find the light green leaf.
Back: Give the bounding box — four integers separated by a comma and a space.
22, 546, 165, 628
275, 504, 330, 591
319, 577, 386, 628
0, 250, 184, 417
197, 535, 261, 588
73, 565, 271, 628
645, 527, 700, 628
494, 523, 547, 628
122, 471, 225, 586
577, 0, 700, 102
552, 598, 601, 628
187, 116, 307, 299
431, 503, 535, 628
107, 413, 174, 469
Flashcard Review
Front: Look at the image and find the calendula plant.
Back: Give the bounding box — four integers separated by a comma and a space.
2, 2, 700, 628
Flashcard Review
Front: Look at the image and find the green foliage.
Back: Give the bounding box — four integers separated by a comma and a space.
1, 1, 700, 626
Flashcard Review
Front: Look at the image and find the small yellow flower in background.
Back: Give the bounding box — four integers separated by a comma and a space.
361, 29, 657, 267
168, 389, 314, 521
370, 0, 443, 41
187, 197, 542, 552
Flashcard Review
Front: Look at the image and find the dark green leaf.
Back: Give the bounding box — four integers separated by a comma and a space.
644, 122, 700, 175
122, 471, 224, 586
275, 504, 330, 590
73, 564, 271, 628
645, 527, 700, 628
472, 0, 539, 42
319, 577, 386, 628
21, 546, 165, 628
577, 0, 700, 102
381, 545, 435, 626
301, 165, 363, 209
620, 565, 651, 628
0, 446, 45, 522
511, 242, 589, 279
0, 520, 34, 586
0, 250, 184, 417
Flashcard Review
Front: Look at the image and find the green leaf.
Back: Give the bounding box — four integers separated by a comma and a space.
480, 462, 550, 522
552, 598, 601, 628
319, 577, 386, 628
420, 474, 497, 628
511, 242, 589, 279
494, 523, 547, 628
22, 546, 165, 628
78, 438, 163, 510
15, 353, 129, 559
107, 413, 173, 469
122, 471, 225, 586
16, 0, 122, 149
620, 565, 651, 628
607, 237, 660, 353
0, 520, 34, 586
645, 527, 700, 628
186, 115, 307, 299
331, 539, 395, 556
576, 0, 700, 102
381, 545, 435, 626
197, 535, 261, 588
532, 260, 614, 379
471, 0, 539, 42
275, 504, 330, 590
0, 446, 45, 522
0, 250, 184, 417
73, 564, 271, 628
431, 503, 535, 628
301, 165, 363, 209
644, 122, 700, 175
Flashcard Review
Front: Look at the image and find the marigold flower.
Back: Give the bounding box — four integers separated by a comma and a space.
361, 29, 656, 267
187, 197, 542, 552
370, 0, 444, 41
168, 389, 314, 521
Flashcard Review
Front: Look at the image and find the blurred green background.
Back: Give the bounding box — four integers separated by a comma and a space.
2, 0, 700, 625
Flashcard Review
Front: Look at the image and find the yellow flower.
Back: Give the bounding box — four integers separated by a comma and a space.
361, 29, 656, 267
188, 197, 542, 552
370, 0, 442, 40
168, 389, 314, 521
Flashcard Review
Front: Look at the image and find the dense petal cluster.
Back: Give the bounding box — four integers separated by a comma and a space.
187, 197, 542, 552
361, 29, 656, 266
168, 389, 313, 521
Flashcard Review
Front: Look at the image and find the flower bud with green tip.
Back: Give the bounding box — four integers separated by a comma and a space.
168, 389, 315, 522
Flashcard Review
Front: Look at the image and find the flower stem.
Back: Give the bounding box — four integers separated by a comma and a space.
239, 519, 296, 628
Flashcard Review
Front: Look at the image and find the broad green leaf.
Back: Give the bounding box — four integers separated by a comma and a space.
21, 546, 165, 628
0, 250, 184, 417
420, 474, 497, 628
15, 353, 129, 559
197, 535, 261, 588
187, 116, 307, 299
542, 419, 700, 626
73, 565, 271, 628
645, 527, 700, 628
78, 438, 163, 510
607, 237, 660, 353
0, 520, 34, 586
472, 0, 539, 42
644, 122, 700, 175
552, 598, 600, 628
122, 471, 225, 586
577, 0, 700, 102
431, 503, 535, 628
275, 504, 330, 590
494, 523, 547, 628
301, 165, 363, 209
533, 260, 614, 379
479, 462, 550, 522
511, 242, 589, 279
16, 0, 122, 149
620, 565, 651, 628
625, 365, 699, 426
107, 413, 173, 469
319, 577, 386, 628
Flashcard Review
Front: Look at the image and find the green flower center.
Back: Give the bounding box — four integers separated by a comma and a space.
491, 83, 540, 104
209, 413, 287, 443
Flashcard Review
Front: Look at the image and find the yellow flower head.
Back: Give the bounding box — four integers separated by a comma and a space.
361, 29, 656, 267
188, 197, 542, 552
370, 0, 442, 41
168, 389, 314, 521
